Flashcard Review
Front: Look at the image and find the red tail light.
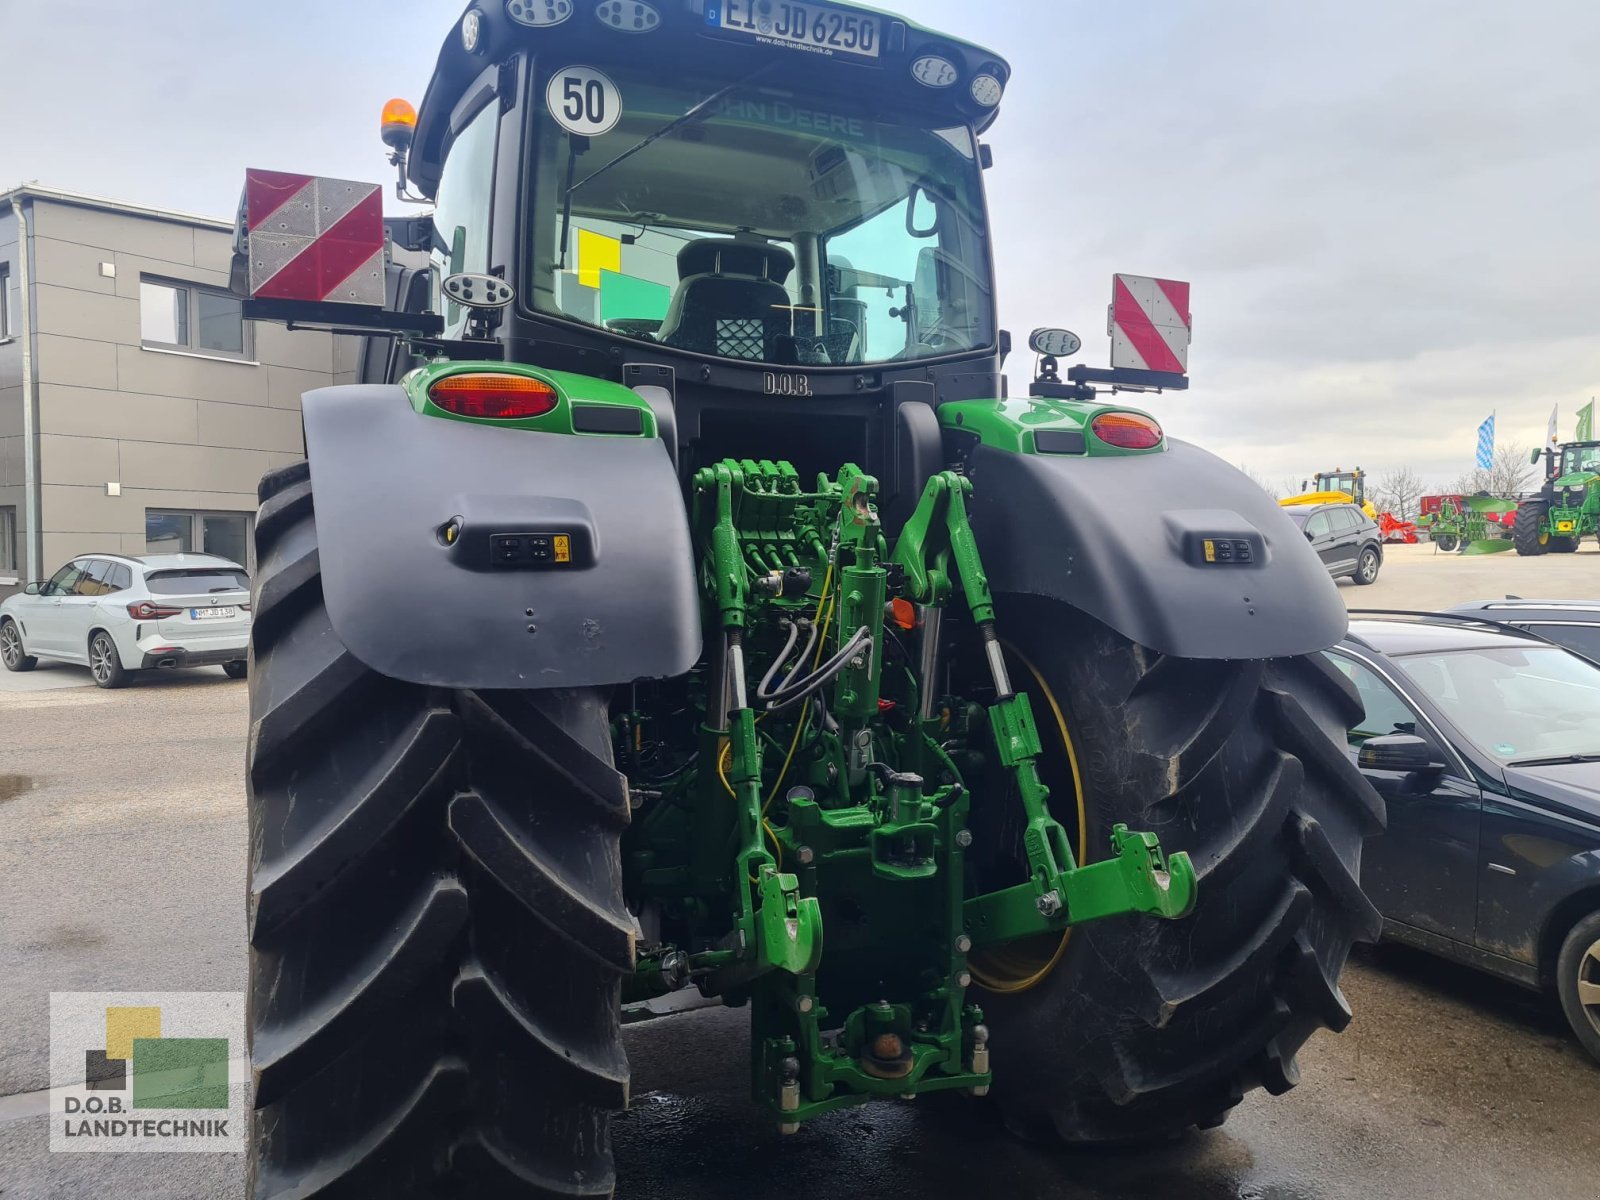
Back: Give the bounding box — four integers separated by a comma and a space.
428, 373, 560, 420
127, 601, 183, 620
1091, 411, 1164, 450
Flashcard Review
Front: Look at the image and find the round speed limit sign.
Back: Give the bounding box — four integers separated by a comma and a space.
547, 66, 622, 138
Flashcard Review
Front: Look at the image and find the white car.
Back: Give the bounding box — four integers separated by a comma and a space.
0, 553, 250, 688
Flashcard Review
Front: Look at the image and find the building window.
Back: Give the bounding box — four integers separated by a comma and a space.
0, 507, 16, 576
145, 510, 252, 568
0, 265, 12, 338
140, 277, 251, 359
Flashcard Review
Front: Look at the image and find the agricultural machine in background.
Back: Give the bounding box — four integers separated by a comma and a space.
1416, 494, 1517, 554
1517, 441, 1600, 554
232, 4, 1384, 1195
1280, 467, 1417, 543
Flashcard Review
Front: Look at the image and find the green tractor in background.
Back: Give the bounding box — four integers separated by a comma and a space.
233, 4, 1383, 1196
1518, 441, 1600, 554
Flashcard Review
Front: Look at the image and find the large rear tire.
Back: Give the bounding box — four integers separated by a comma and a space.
973, 602, 1385, 1144
1515, 500, 1549, 556
246, 462, 632, 1199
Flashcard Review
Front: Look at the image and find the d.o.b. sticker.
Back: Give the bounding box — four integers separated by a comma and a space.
547, 66, 622, 138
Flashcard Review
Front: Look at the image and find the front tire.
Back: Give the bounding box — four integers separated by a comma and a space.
1556, 911, 1600, 1065
1, 619, 36, 671
247, 462, 632, 1199
975, 604, 1385, 1144
89, 631, 128, 689
1354, 547, 1381, 585
1515, 501, 1549, 556
223, 660, 248, 680
1549, 535, 1579, 554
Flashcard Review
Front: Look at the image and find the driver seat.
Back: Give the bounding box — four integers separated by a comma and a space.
657, 236, 796, 361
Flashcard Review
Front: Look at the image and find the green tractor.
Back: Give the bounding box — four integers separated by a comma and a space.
235, 4, 1383, 1196
1518, 441, 1600, 554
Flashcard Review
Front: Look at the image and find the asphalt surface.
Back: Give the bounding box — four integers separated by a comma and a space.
2, 548, 1598, 1198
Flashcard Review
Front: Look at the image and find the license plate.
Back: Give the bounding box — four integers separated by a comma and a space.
191, 606, 238, 621
709, 0, 881, 59
1557, 521, 1575, 532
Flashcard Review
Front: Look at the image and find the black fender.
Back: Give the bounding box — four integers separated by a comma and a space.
965, 439, 1346, 660
301, 385, 701, 689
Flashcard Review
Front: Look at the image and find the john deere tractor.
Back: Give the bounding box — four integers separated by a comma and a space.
1518, 441, 1600, 554
235, 5, 1383, 1196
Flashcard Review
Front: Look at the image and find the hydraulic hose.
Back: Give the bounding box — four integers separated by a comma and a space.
763, 626, 873, 713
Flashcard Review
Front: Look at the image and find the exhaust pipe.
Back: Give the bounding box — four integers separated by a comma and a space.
158, 657, 178, 669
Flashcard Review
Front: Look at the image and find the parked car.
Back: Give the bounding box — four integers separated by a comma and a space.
0, 553, 250, 688
1329, 614, 1600, 1061
1283, 502, 1384, 584
1450, 598, 1600, 664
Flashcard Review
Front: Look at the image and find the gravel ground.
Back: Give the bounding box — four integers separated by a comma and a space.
1, 546, 1596, 1198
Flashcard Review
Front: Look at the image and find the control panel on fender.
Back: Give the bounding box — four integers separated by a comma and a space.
491, 532, 588, 569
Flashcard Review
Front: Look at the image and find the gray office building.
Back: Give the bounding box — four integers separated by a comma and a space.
0, 185, 355, 597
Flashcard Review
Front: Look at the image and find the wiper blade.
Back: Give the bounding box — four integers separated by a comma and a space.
567, 65, 773, 200
1507, 754, 1600, 766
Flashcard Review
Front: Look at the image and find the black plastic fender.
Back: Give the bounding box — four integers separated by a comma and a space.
301, 385, 701, 689
965, 439, 1347, 660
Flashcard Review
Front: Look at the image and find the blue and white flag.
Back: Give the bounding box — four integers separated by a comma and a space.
1475, 414, 1495, 470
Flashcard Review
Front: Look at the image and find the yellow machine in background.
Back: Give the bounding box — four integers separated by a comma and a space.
1279, 468, 1379, 519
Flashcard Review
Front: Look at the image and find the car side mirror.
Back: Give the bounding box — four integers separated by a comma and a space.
23, 582, 41, 596
1358, 734, 1446, 774
1530, 447, 1543, 465
1304, 529, 1315, 541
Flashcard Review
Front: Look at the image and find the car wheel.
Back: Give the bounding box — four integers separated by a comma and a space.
1, 619, 37, 672
1557, 911, 1600, 1064
1354, 547, 1381, 585
223, 661, 248, 680
89, 631, 129, 689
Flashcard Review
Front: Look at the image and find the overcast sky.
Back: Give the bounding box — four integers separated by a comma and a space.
3, 0, 1597, 489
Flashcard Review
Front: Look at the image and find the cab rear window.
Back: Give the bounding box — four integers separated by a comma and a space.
146, 569, 249, 595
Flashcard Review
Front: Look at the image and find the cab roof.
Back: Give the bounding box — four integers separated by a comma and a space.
409, 1, 1011, 197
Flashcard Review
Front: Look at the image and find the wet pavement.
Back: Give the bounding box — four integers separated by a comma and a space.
617, 945, 1599, 1200
2, 649, 1598, 1198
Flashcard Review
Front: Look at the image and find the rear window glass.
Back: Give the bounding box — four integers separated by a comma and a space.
146, 569, 249, 595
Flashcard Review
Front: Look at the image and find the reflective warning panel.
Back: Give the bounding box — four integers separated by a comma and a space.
243, 170, 385, 307
1108, 274, 1191, 375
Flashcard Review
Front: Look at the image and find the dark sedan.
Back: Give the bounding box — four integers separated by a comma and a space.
1329, 616, 1600, 1061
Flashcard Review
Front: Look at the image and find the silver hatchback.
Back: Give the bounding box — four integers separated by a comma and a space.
0, 553, 251, 688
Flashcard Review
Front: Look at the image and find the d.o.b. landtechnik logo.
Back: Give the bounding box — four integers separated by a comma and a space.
50, 992, 245, 1153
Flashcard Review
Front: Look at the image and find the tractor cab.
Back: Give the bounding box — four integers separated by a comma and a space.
288, 2, 1015, 490
1313, 468, 1365, 508
1557, 441, 1600, 482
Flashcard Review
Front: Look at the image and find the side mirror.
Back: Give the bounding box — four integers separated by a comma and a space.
23, 582, 41, 596
1304, 529, 1315, 541
1530, 447, 1543, 465
1358, 734, 1446, 774
1028, 328, 1082, 358
906, 185, 940, 238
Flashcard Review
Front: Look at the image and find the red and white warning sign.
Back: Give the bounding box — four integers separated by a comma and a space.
244, 170, 385, 307
1108, 274, 1191, 375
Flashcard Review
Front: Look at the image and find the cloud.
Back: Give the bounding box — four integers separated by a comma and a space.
2, 0, 1594, 490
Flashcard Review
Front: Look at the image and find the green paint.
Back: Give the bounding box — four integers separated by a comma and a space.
130, 1038, 229, 1110
625, 453, 1193, 1127
403, 360, 657, 438
600, 269, 671, 325
939, 396, 1165, 456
